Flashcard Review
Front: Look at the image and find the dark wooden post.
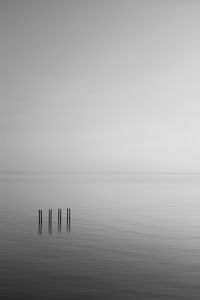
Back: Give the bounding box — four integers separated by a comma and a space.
38, 209, 42, 224
48, 209, 52, 234
58, 208, 62, 232
67, 208, 71, 232
38, 209, 42, 234
60, 209, 62, 223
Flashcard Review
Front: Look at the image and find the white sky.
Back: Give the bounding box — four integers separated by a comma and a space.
1, 0, 200, 173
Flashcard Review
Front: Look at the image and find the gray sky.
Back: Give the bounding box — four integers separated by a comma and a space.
1, 0, 200, 173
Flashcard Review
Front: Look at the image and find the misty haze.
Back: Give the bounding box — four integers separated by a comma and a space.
1, 1, 200, 299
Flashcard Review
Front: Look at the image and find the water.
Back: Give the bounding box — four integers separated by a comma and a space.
1, 174, 200, 299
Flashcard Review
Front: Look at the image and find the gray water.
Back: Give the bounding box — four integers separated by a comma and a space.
1, 175, 200, 299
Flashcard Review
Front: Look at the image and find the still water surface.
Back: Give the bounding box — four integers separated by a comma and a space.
1, 175, 200, 299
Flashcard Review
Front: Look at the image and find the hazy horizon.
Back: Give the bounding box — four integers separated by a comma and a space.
1, 0, 200, 174
2, 171, 200, 177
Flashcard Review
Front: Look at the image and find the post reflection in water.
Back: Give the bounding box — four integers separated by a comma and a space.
66, 221, 71, 232
38, 222, 42, 235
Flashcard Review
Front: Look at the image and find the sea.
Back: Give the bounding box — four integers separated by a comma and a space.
1, 174, 200, 299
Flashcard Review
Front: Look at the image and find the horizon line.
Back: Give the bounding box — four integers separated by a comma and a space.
1, 171, 200, 176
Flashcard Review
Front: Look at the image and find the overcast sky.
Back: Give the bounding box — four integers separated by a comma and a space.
1, 0, 200, 173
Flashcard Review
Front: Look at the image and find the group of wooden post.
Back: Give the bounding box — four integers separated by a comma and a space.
38, 208, 71, 225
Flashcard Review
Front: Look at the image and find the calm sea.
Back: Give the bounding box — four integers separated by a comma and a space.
1, 174, 200, 299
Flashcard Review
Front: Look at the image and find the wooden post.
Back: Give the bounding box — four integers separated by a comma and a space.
38, 209, 42, 224
49, 209, 52, 223
58, 208, 62, 232
38, 209, 42, 234
67, 208, 71, 232
60, 209, 62, 223
48, 209, 52, 234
